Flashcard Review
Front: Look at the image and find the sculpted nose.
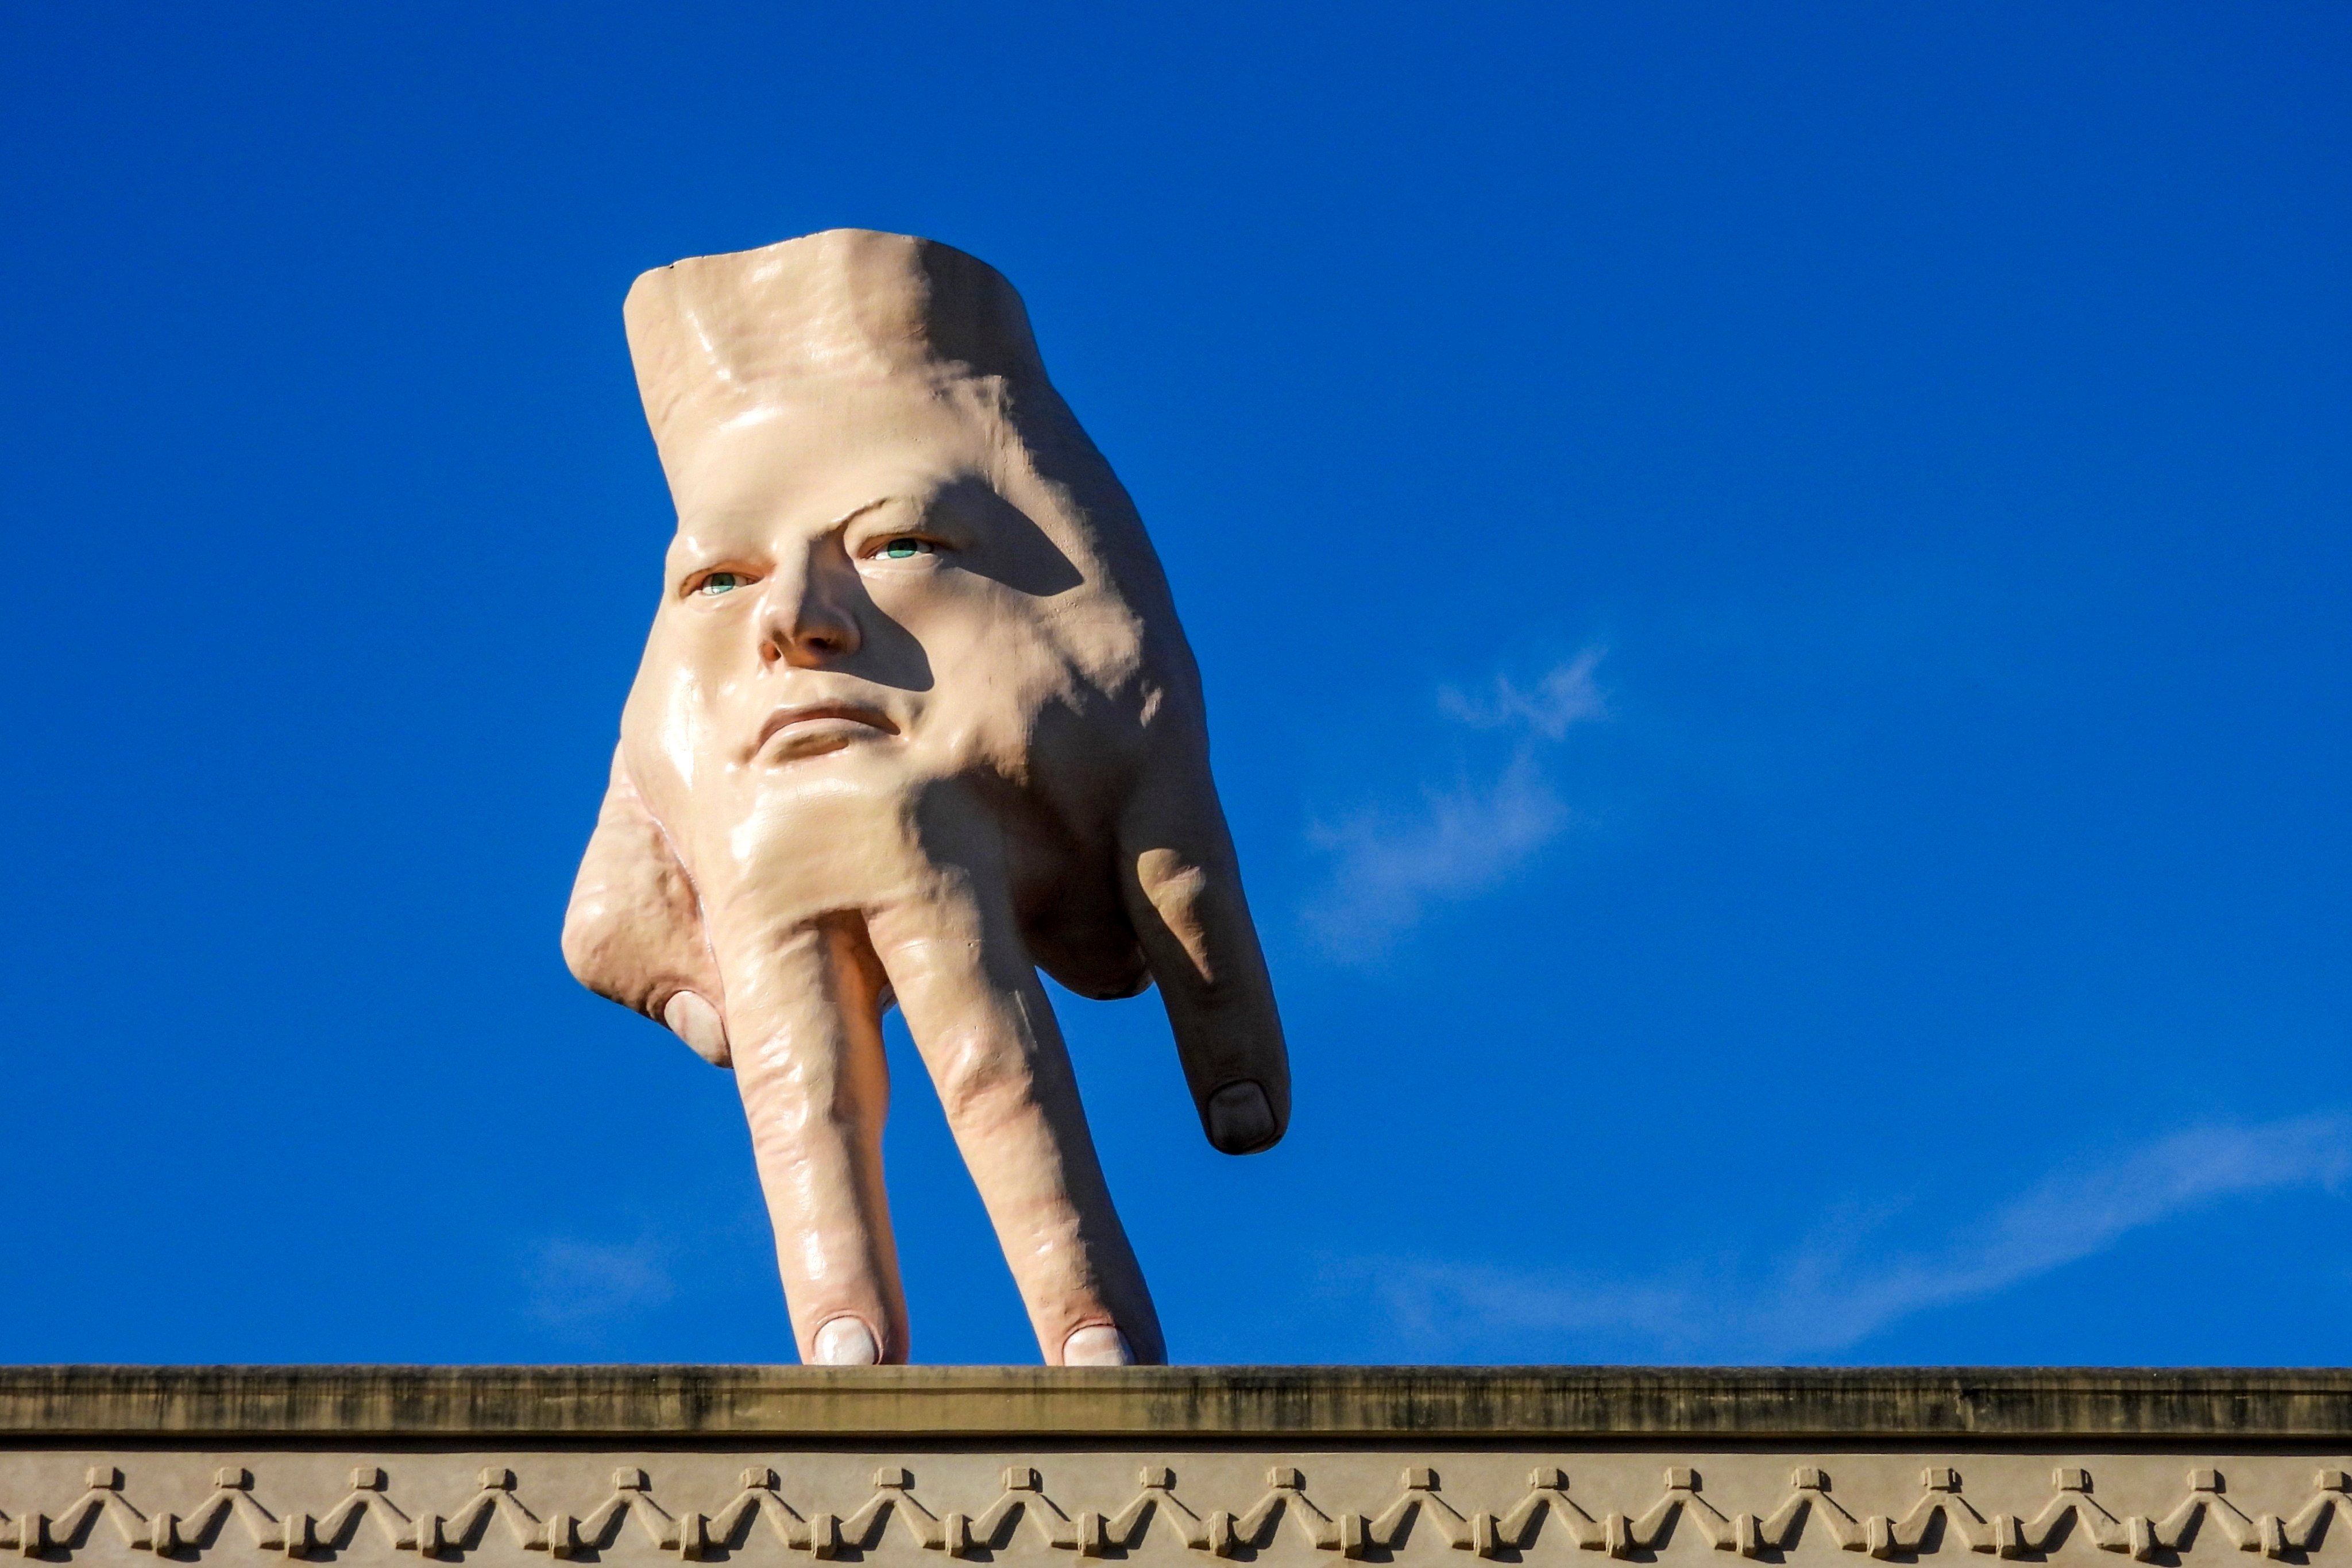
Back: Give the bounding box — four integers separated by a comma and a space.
759, 550, 862, 668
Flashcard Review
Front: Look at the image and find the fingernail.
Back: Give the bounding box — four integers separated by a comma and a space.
1206, 1080, 1277, 1153
662, 991, 730, 1067
812, 1316, 880, 1365
1063, 1325, 1135, 1366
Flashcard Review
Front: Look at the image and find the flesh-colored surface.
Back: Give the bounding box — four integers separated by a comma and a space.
563, 230, 1290, 1366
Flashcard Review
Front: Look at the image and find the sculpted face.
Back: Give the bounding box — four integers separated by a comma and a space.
565, 231, 1289, 1367
631, 380, 1129, 863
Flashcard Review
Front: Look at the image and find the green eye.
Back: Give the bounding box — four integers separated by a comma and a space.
696, 571, 745, 595
880, 538, 933, 559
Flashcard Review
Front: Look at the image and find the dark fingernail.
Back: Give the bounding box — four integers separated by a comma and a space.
1206, 1080, 1279, 1153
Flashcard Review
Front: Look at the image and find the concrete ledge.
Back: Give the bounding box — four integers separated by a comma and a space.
5, 1366, 2350, 1441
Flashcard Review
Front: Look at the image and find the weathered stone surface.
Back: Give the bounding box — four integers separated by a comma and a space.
3, 1366, 2349, 1439
2, 1369, 2347, 1567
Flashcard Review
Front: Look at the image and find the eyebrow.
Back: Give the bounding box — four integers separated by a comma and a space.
675, 493, 913, 548
827, 496, 910, 532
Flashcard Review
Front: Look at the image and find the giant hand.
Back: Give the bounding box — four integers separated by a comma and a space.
561, 231, 1289, 1367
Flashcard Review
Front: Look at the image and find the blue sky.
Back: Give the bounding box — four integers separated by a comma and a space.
4, 2, 2348, 1366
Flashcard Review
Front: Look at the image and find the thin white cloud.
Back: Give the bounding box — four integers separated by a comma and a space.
1303, 754, 1569, 952
1439, 649, 1609, 738
1348, 1111, 2352, 1359
525, 1235, 676, 1333
1303, 651, 1607, 956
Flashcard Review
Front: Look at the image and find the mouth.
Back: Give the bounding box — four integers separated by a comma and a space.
752, 701, 901, 762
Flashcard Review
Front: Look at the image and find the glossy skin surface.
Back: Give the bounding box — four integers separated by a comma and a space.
562, 231, 1289, 1367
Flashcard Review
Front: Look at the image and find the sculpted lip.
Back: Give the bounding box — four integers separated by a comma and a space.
752, 701, 901, 755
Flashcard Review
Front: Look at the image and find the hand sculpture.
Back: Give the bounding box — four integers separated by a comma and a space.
562, 230, 1289, 1367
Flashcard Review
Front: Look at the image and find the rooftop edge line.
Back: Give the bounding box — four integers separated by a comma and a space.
2, 1366, 2350, 1441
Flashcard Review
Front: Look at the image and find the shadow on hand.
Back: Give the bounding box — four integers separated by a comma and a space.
934, 476, 1086, 598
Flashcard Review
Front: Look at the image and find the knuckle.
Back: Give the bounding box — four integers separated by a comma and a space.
930, 1033, 1029, 1126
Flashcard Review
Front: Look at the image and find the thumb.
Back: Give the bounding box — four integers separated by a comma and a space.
562, 748, 731, 1065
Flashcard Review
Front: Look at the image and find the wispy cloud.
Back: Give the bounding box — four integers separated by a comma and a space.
1303, 756, 1569, 951
1345, 1111, 2352, 1360
524, 1235, 676, 1334
1303, 650, 1608, 956
1439, 650, 1608, 738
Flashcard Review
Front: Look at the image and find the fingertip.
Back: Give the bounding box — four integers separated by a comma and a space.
1061, 1325, 1136, 1366
811, 1316, 882, 1366
1204, 1079, 1281, 1154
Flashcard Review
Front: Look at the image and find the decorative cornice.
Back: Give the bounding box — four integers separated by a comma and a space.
3, 1368, 2351, 1442
2, 1458, 2349, 1561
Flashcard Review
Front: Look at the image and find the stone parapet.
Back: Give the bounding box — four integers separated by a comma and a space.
1, 1369, 2346, 1567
